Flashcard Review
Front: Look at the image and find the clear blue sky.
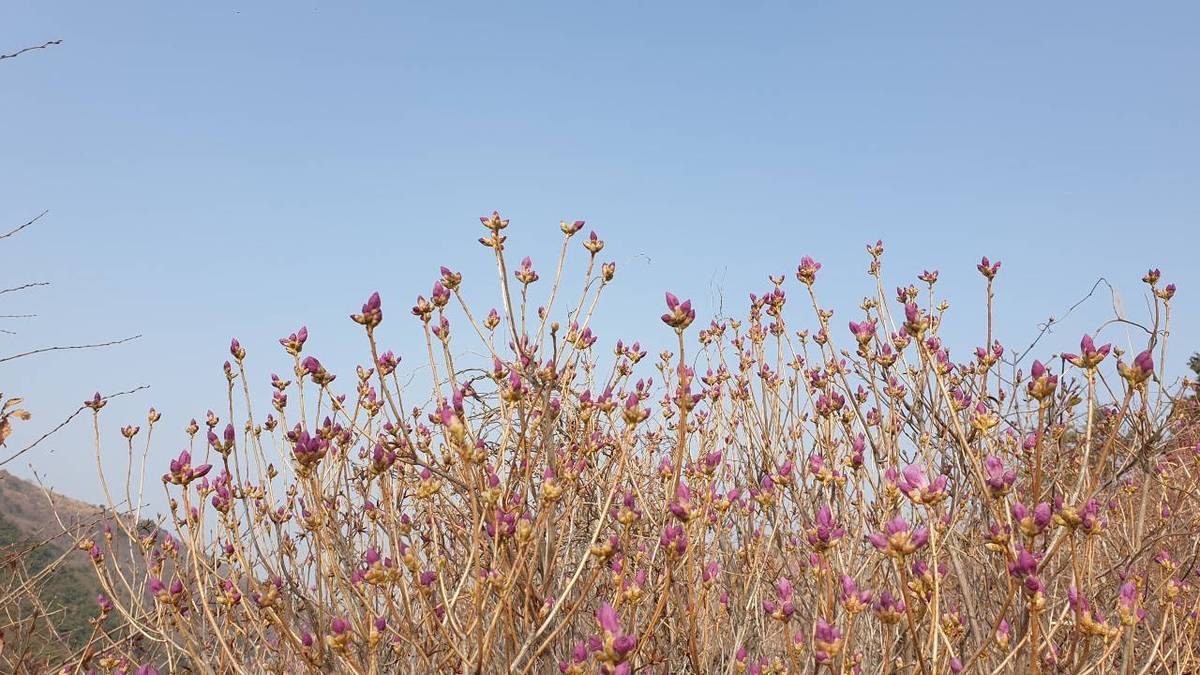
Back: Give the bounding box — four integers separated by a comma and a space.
2, 2, 1197, 505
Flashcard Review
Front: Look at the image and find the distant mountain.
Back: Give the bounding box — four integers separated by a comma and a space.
0, 469, 124, 666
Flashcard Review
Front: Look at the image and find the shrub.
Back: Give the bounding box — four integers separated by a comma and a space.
77, 214, 1197, 674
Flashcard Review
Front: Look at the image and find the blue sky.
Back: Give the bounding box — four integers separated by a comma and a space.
2, 1, 1197, 505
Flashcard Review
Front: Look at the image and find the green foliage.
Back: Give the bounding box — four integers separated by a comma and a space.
0, 514, 101, 648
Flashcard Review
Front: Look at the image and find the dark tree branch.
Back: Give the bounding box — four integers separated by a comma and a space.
0, 40, 62, 61
0, 282, 50, 296
1010, 277, 1118, 366
0, 385, 149, 468
0, 211, 48, 240
0, 334, 141, 365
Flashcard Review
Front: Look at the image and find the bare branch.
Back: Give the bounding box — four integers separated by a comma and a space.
0, 282, 50, 296
0, 334, 141, 365
1011, 277, 1116, 366
0, 211, 48, 240
0, 385, 149, 467
0, 40, 62, 61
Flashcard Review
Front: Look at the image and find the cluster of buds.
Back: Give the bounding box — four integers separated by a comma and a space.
891, 465, 948, 505
982, 456, 1017, 497
1062, 334, 1112, 370
977, 255, 1001, 279
812, 618, 843, 663
514, 256, 539, 284
806, 504, 845, 551
301, 356, 336, 386
290, 429, 329, 470
415, 468, 442, 499
162, 450, 211, 486
659, 523, 687, 557
148, 577, 187, 607
84, 391, 107, 411
325, 617, 353, 652
660, 292, 695, 330
351, 291, 383, 329
1012, 501, 1052, 537
840, 575, 872, 614
278, 326, 308, 355
208, 422, 236, 455
1117, 581, 1144, 625
478, 210, 509, 249
1026, 360, 1058, 400
583, 230, 605, 255
903, 303, 929, 338
868, 516, 929, 557
795, 256, 822, 285
594, 603, 636, 671
1117, 349, 1155, 386
848, 319, 876, 351
1007, 548, 1046, 610
1068, 587, 1117, 639
668, 482, 695, 521
1053, 498, 1107, 535
763, 578, 796, 622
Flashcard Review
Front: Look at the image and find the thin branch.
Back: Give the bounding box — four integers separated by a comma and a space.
0, 385, 149, 467
0, 334, 141, 365
0, 315, 36, 319
0, 211, 47, 240
1094, 317, 1154, 337
0, 40, 62, 61
1011, 277, 1115, 365
0, 282, 50, 296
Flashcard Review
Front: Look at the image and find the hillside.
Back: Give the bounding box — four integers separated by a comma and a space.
0, 469, 122, 664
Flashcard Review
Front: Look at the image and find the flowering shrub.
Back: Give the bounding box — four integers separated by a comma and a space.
74, 214, 1200, 674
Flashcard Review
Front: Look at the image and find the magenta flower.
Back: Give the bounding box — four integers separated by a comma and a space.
896, 465, 948, 505
291, 430, 329, 469
1117, 581, 1144, 625
868, 515, 929, 557
812, 618, 843, 662
795, 256, 822, 285
903, 302, 929, 337
848, 319, 876, 346
162, 450, 211, 486
983, 456, 1016, 497
1025, 360, 1059, 403
1118, 350, 1154, 385
1012, 501, 1052, 536
806, 504, 845, 551
766, 576, 796, 618
1007, 547, 1040, 579
661, 292, 696, 330
872, 589, 906, 624
977, 256, 1001, 279
279, 326, 308, 355
514, 256, 540, 284
1062, 334, 1112, 369
659, 523, 688, 557
595, 602, 636, 664
840, 575, 872, 613
668, 482, 693, 521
